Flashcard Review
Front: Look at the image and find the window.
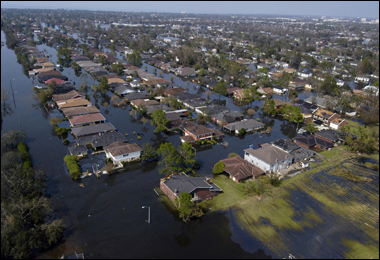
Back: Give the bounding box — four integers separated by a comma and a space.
123, 154, 129, 157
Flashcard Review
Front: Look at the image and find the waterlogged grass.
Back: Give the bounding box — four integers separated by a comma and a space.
343, 240, 379, 259
320, 146, 347, 159
201, 153, 379, 258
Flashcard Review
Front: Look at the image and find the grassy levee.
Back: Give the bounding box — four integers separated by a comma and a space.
201, 150, 379, 259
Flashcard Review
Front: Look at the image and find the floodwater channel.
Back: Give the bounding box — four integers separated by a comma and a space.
1, 29, 372, 259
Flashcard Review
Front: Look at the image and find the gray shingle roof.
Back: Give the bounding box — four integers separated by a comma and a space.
68, 145, 88, 156
244, 143, 294, 165
224, 119, 265, 131
71, 122, 116, 137
162, 174, 222, 194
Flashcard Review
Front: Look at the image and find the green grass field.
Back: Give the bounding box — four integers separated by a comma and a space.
201, 151, 379, 259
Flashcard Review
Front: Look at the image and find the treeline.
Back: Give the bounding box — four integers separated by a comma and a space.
1, 130, 64, 259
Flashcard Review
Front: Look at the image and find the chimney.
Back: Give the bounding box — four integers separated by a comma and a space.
174, 189, 178, 193
205, 177, 211, 184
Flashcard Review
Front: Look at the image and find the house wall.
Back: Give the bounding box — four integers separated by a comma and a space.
244, 152, 293, 173
294, 140, 313, 149
160, 181, 178, 204
327, 114, 340, 126
106, 151, 141, 164
194, 189, 219, 201
184, 129, 213, 141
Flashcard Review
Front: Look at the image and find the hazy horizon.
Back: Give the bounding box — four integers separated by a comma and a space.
1, 1, 379, 19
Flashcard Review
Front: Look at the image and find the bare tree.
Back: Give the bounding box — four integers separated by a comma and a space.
206, 90, 212, 99
247, 108, 256, 117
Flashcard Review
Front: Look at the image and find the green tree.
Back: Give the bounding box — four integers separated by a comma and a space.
1, 129, 27, 149
263, 99, 276, 116
141, 143, 158, 162
174, 193, 193, 222
303, 121, 318, 134
94, 38, 99, 49
111, 62, 124, 75
157, 142, 182, 175
127, 50, 142, 67
98, 76, 109, 94
151, 109, 170, 133
282, 105, 304, 129
213, 80, 227, 96
239, 128, 247, 135
178, 142, 195, 173
213, 161, 225, 174
320, 75, 339, 96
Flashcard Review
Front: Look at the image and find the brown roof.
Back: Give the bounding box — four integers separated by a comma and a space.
36, 57, 50, 63
211, 128, 224, 137
102, 74, 123, 80
221, 155, 265, 181
69, 113, 105, 126
42, 62, 55, 68
57, 99, 92, 109
273, 99, 293, 107
52, 90, 85, 102
262, 87, 273, 94
33, 67, 55, 73
38, 70, 62, 77
130, 99, 159, 107
107, 78, 126, 84
227, 87, 241, 94
180, 136, 196, 143
164, 87, 187, 96
105, 142, 142, 157
61, 106, 100, 117
185, 124, 213, 136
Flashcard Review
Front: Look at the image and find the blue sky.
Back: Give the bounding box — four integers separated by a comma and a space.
2, 1, 379, 19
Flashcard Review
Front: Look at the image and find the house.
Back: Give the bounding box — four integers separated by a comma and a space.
71, 122, 116, 138
130, 99, 160, 109
176, 67, 197, 77
314, 129, 356, 145
273, 86, 288, 95
164, 87, 187, 97
68, 145, 88, 157
69, 113, 106, 127
195, 105, 230, 116
145, 104, 172, 116
107, 78, 126, 84
172, 93, 203, 103
329, 117, 348, 130
312, 108, 340, 127
244, 143, 294, 173
61, 106, 100, 118
210, 110, 244, 125
273, 99, 293, 109
304, 96, 328, 108
294, 100, 318, 122
105, 142, 142, 166
113, 85, 136, 96
74, 131, 127, 150
124, 92, 150, 101
166, 119, 196, 131
271, 138, 316, 163
57, 99, 92, 110
226, 87, 242, 96
293, 135, 334, 151
220, 155, 265, 183
223, 119, 265, 134
45, 78, 66, 85
181, 124, 214, 144
52, 90, 85, 102
160, 173, 222, 204
354, 75, 370, 83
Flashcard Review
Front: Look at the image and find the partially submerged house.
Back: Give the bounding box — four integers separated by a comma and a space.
223, 119, 265, 134
271, 138, 316, 163
160, 173, 222, 204
220, 155, 265, 183
71, 122, 116, 138
104, 142, 142, 166
293, 135, 334, 151
69, 113, 106, 127
244, 143, 294, 173
312, 108, 340, 127
57, 98, 92, 110
74, 131, 127, 150
61, 106, 100, 118
210, 110, 244, 125
181, 124, 214, 144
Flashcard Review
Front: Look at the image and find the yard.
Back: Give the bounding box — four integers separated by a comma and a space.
201, 151, 379, 259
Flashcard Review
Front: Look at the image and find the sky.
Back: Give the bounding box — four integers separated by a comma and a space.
2, 1, 379, 19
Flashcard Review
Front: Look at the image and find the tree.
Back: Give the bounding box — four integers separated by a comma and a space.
170, 75, 175, 82
239, 128, 247, 135
1, 129, 27, 149
127, 50, 142, 67
320, 75, 339, 96
178, 142, 195, 173
247, 108, 256, 118
205, 90, 212, 98
98, 76, 109, 94
132, 70, 139, 79
141, 143, 158, 162
213, 161, 225, 174
174, 193, 193, 222
263, 99, 276, 116
213, 81, 227, 96
151, 109, 170, 133
157, 142, 182, 175
303, 121, 318, 134
94, 38, 99, 49
282, 105, 304, 129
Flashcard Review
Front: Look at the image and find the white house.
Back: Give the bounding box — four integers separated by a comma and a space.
104, 142, 142, 166
355, 76, 370, 83
273, 86, 288, 95
244, 143, 294, 173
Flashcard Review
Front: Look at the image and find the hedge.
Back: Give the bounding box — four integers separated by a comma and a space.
18, 142, 32, 169
64, 155, 82, 180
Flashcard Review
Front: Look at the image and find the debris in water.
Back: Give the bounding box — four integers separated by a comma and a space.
79, 183, 84, 187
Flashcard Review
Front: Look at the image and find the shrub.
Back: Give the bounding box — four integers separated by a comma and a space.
239, 128, 247, 135
256, 118, 261, 122
18, 142, 32, 169
137, 135, 141, 140
213, 161, 225, 174
63, 139, 69, 145
64, 155, 81, 180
